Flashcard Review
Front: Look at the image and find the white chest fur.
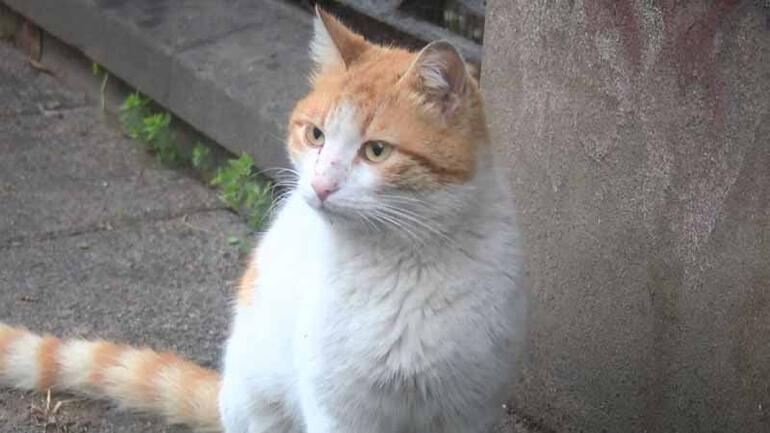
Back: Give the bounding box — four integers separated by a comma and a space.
221, 187, 524, 433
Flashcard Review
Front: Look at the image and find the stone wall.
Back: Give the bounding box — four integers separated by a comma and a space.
481, 1, 769, 432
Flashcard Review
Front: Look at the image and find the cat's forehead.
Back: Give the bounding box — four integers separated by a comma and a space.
343, 49, 414, 94
303, 48, 416, 119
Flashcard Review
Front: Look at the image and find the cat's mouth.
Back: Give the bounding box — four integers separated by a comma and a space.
302, 192, 349, 217
302, 193, 377, 226
301, 187, 360, 216
311, 201, 354, 219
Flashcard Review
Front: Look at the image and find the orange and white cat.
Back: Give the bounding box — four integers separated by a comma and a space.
0, 8, 524, 433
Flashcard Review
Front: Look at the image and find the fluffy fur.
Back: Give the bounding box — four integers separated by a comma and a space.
0, 323, 220, 431
222, 8, 525, 433
0, 8, 524, 433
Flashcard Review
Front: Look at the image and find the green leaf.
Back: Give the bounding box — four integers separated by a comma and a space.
220, 187, 241, 210
118, 93, 151, 140
141, 113, 171, 142
242, 182, 259, 209
191, 143, 210, 169
230, 153, 254, 177
210, 166, 235, 188
120, 92, 148, 112
208, 152, 275, 231
238, 238, 254, 256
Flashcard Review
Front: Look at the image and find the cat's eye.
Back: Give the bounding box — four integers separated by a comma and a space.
305, 124, 325, 147
362, 141, 392, 163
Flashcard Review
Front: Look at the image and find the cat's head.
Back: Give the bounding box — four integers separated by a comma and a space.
287, 8, 489, 234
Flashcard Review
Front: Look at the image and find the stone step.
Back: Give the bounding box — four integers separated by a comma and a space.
3, 0, 317, 171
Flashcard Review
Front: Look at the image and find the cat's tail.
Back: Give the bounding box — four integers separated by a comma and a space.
0, 322, 222, 432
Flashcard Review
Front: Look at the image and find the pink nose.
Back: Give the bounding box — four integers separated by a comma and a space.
311, 178, 338, 202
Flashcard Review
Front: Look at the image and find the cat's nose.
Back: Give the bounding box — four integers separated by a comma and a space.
311, 178, 338, 202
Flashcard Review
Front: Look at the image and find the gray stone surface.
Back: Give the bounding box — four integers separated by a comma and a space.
0, 41, 245, 432
2, 0, 311, 171
169, 5, 312, 171
0, 49, 84, 116
482, 1, 770, 433
0, 94, 222, 245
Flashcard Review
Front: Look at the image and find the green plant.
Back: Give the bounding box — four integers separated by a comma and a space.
227, 234, 254, 257
141, 113, 180, 165
211, 153, 273, 231
191, 142, 211, 170
242, 181, 273, 229
141, 112, 170, 141
118, 93, 180, 165
91, 63, 110, 112
117, 93, 275, 234
118, 92, 150, 139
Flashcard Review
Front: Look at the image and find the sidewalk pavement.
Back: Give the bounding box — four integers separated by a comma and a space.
0, 41, 244, 432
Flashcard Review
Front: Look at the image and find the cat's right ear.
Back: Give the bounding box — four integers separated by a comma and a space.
311, 7, 368, 71
401, 40, 470, 121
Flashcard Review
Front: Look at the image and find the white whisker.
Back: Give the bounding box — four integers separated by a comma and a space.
377, 204, 457, 248
370, 209, 427, 247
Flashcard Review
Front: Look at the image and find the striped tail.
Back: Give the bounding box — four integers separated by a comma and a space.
0, 322, 222, 432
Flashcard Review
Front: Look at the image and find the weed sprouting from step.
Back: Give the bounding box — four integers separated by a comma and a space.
211, 153, 274, 232
92, 62, 110, 113
141, 113, 180, 165
211, 153, 254, 210
119, 95, 180, 165
117, 93, 276, 243
191, 142, 211, 170
118, 92, 150, 139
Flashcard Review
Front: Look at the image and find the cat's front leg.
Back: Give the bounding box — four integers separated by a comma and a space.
219, 374, 252, 433
299, 382, 337, 433
220, 318, 301, 433
220, 377, 300, 433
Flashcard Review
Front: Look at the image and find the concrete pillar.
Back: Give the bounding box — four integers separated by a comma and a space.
481, 1, 769, 432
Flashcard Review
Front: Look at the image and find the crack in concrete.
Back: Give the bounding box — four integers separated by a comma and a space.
0, 104, 94, 121
174, 21, 269, 54
0, 205, 230, 250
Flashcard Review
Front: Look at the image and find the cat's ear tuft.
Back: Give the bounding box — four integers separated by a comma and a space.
311, 7, 368, 70
465, 62, 480, 82
403, 41, 469, 119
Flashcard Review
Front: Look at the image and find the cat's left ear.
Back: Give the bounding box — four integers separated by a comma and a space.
402, 40, 470, 120
311, 7, 368, 70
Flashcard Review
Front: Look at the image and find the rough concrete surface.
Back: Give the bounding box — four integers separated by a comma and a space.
482, 1, 769, 433
0, 84, 223, 245
0, 42, 244, 432
2, 0, 314, 171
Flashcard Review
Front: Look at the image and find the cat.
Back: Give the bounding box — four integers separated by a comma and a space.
0, 7, 525, 433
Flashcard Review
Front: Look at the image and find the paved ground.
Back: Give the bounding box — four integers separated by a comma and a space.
0, 41, 244, 432
0, 41, 537, 433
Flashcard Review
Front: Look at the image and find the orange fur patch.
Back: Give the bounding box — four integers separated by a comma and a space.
36, 336, 61, 390
177, 359, 221, 422
89, 341, 124, 386
237, 253, 259, 308
288, 31, 488, 188
134, 351, 176, 401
